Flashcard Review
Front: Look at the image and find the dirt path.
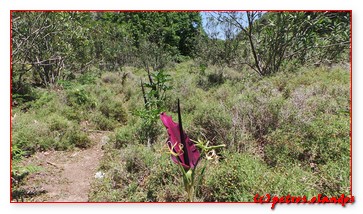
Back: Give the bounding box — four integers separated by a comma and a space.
19, 133, 108, 202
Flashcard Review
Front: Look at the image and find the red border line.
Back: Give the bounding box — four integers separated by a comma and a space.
10, 10, 13, 203
350, 10, 353, 197
9, 10, 353, 204
10, 9, 351, 12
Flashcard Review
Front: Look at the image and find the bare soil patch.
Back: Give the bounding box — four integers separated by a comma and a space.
16, 133, 108, 202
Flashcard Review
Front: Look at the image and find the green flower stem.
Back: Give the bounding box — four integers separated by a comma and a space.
182, 168, 195, 202
187, 184, 194, 202
176, 139, 226, 202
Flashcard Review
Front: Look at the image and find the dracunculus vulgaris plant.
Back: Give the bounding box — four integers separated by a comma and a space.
160, 99, 225, 202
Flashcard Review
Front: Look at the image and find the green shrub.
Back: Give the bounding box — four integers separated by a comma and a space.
60, 105, 84, 122
30, 90, 57, 109
95, 88, 128, 121
304, 114, 349, 164
12, 83, 37, 105
144, 160, 185, 202
135, 109, 162, 145
101, 72, 121, 84
87, 90, 128, 131
66, 86, 96, 109
11, 141, 28, 162
99, 100, 127, 123
62, 128, 92, 149
91, 112, 117, 131
78, 72, 99, 85
201, 152, 266, 202
115, 125, 137, 148
264, 66, 350, 168
192, 100, 233, 145
318, 159, 350, 196
12, 113, 54, 156
201, 151, 321, 202
89, 143, 186, 202
235, 83, 285, 139
267, 166, 319, 198
12, 110, 92, 159
47, 114, 71, 131
197, 68, 225, 90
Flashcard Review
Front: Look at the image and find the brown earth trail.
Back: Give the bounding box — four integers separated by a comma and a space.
18, 132, 108, 202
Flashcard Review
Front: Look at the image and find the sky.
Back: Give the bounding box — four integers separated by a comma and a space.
200, 11, 237, 40
200, 11, 254, 40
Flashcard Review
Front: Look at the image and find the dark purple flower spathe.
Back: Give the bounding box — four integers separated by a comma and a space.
160, 101, 200, 170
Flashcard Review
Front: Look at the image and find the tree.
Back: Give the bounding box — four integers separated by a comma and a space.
100, 12, 203, 70
11, 12, 98, 90
12, 12, 67, 89
205, 11, 350, 76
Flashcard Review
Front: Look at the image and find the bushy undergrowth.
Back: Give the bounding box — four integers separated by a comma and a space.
89, 143, 186, 202
88, 63, 349, 201
200, 151, 320, 201
11, 70, 136, 200
89, 143, 329, 202
12, 61, 350, 201
12, 70, 131, 161
12, 111, 92, 156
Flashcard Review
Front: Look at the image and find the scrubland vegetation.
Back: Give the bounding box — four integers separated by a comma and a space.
11, 11, 351, 202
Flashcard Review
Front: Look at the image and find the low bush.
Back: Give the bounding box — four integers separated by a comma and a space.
89, 143, 184, 202
12, 112, 55, 156
91, 112, 117, 131
234, 82, 285, 139
115, 124, 138, 148
12, 111, 92, 158
66, 86, 96, 109
101, 72, 121, 84
201, 151, 323, 201
266, 114, 350, 166
78, 71, 99, 85
191, 100, 233, 146
98, 99, 127, 123
263, 67, 350, 168
196, 68, 226, 90
63, 128, 92, 149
